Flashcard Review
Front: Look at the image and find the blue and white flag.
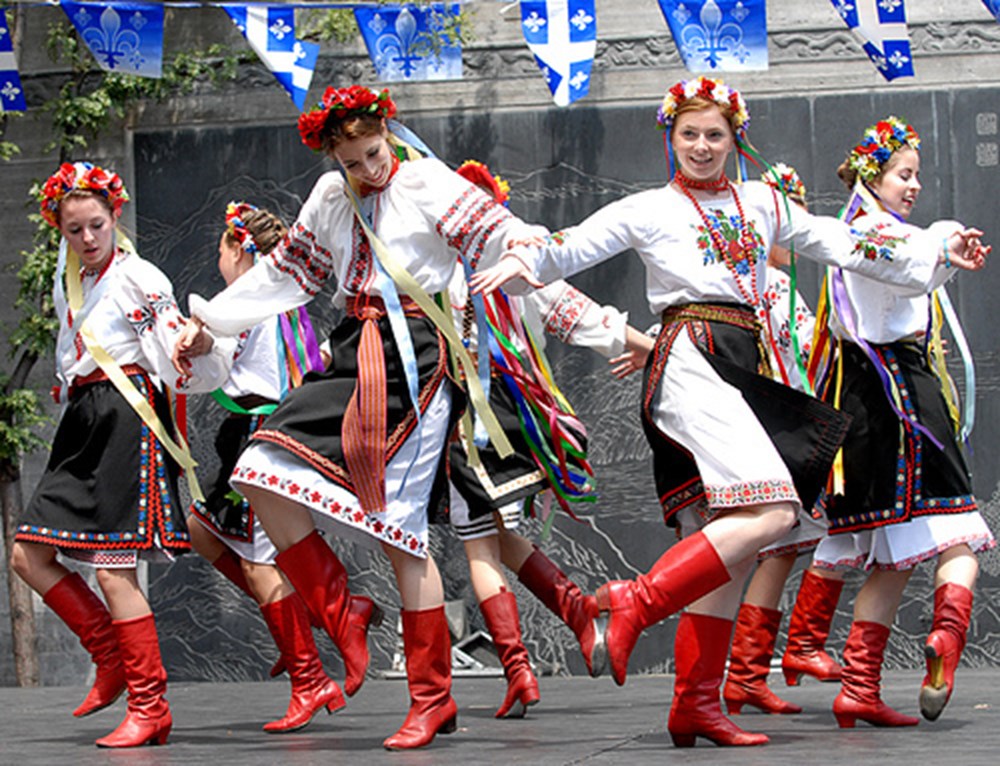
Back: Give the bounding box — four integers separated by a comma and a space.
983, 0, 1000, 22
225, 5, 320, 110
0, 14, 27, 112
657, 0, 768, 72
829, 0, 914, 81
355, 3, 462, 82
61, 1, 164, 78
520, 0, 597, 107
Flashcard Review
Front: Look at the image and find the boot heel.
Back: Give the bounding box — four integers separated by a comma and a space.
369, 602, 385, 629
782, 667, 801, 686
670, 732, 696, 747
154, 725, 171, 746
439, 715, 458, 736
725, 700, 744, 715
834, 712, 856, 728
595, 584, 612, 613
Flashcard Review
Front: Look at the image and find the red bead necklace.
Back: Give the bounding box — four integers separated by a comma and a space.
673, 172, 761, 307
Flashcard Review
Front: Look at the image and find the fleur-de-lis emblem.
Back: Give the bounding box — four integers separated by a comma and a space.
886, 48, 910, 69
523, 12, 547, 34
832, 0, 856, 20
569, 70, 589, 91
368, 13, 387, 35
879, 0, 902, 12
680, 0, 747, 69
570, 9, 594, 31
81, 6, 142, 71
270, 17, 292, 41
1, 81, 22, 102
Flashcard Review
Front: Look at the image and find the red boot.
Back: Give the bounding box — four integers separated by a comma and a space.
832, 621, 919, 728
383, 606, 458, 750
668, 613, 769, 747
95, 614, 172, 748
920, 583, 974, 721
275, 530, 382, 696
781, 570, 844, 685
209, 550, 284, 678
516, 545, 605, 676
42, 572, 126, 718
595, 532, 730, 686
723, 604, 801, 715
480, 590, 540, 718
260, 594, 346, 732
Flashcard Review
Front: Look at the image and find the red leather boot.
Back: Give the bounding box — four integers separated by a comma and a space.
95, 614, 172, 748
209, 550, 284, 678
668, 613, 769, 747
920, 582, 974, 721
781, 570, 844, 685
42, 572, 126, 718
480, 590, 540, 718
723, 604, 801, 715
260, 594, 346, 732
275, 530, 382, 696
832, 621, 919, 728
383, 606, 458, 750
595, 531, 731, 686
516, 545, 605, 676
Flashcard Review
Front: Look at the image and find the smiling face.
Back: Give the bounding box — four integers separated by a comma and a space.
332, 126, 394, 190
58, 194, 118, 271
871, 146, 921, 220
671, 107, 735, 183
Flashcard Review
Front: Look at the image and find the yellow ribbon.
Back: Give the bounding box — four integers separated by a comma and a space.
66, 241, 205, 502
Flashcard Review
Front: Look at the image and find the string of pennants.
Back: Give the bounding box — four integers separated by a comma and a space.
3, 0, 1000, 115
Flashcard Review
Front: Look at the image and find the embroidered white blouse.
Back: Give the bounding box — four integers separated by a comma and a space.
219, 320, 283, 400
514, 181, 953, 316
191, 158, 540, 337
832, 213, 962, 344
54, 248, 230, 401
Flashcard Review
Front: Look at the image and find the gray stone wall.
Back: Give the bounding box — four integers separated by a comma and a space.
3, 1, 1000, 687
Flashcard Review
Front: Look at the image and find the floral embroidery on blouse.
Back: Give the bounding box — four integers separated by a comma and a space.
542, 285, 590, 343
693, 210, 765, 274
850, 221, 909, 261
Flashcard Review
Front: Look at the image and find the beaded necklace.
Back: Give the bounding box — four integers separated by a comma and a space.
673, 171, 761, 307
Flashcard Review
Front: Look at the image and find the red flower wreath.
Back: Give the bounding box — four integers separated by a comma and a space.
297, 85, 397, 151
38, 161, 129, 228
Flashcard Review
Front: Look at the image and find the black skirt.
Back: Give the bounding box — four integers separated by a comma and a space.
447, 372, 550, 519
16, 373, 189, 553
189, 410, 270, 543
643, 307, 852, 525
250, 312, 461, 523
823, 341, 976, 534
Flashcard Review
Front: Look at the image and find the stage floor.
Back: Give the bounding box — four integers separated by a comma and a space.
2, 669, 997, 764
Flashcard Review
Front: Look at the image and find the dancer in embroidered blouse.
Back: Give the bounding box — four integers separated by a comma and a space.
10, 162, 230, 748
722, 164, 847, 717
446, 160, 654, 718
808, 117, 993, 728
186, 202, 344, 733
173, 86, 544, 750
471, 77, 987, 748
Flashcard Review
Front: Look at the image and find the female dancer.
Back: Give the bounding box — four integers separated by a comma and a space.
723, 164, 846, 716
809, 116, 993, 727
11, 162, 230, 747
174, 85, 545, 750
448, 160, 653, 718
471, 77, 987, 747
186, 202, 344, 732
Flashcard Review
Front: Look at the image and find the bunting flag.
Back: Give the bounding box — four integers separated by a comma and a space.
657, 0, 768, 72
829, 0, 914, 81
985, 0, 1000, 22
354, 3, 462, 82
224, 5, 320, 110
61, 1, 164, 78
519, 0, 597, 107
1, 14, 27, 112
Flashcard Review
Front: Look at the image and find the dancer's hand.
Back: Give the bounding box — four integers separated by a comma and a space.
609, 327, 655, 379
944, 228, 991, 271
172, 317, 210, 375
469, 253, 544, 295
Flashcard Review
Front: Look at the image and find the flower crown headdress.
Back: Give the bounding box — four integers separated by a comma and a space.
847, 116, 920, 183
656, 76, 751, 137
761, 162, 807, 204
225, 201, 260, 257
39, 161, 129, 228
456, 160, 510, 206
297, 85, 397, 152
